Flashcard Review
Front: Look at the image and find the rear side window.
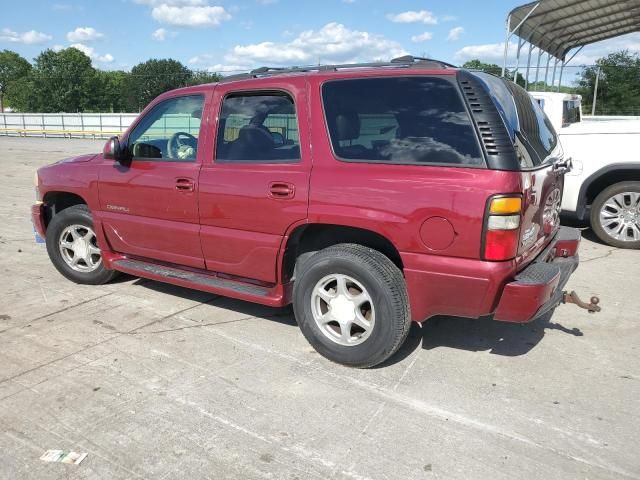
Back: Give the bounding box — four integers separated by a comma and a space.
322, 77, 484, 166
215, 93, 300, 163
563, 100, 581, 126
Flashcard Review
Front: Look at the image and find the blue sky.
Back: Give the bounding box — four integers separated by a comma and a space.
2, 0, 639, 78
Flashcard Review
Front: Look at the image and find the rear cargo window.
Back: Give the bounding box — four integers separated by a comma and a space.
322, 77, 484, 166
504, 81, 558, 166
470, 72, 559, 168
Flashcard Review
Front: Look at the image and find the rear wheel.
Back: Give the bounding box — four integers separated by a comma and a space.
293, 244, 411, 368
591, 182, 640, 249
45, 205, 119, 284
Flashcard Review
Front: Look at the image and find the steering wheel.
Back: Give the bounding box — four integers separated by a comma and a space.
168, 132, 198, 159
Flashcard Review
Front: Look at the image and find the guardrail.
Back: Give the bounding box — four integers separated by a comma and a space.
0, 112, 138, 139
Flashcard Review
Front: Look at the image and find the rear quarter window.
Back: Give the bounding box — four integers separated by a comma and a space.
321, 76, 484, 167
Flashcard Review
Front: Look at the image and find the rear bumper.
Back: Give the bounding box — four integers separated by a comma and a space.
493, 227, 581, 323
31, 203, 46, 238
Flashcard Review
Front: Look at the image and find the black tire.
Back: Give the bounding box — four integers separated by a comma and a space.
293, 243, 411, 368
45, 204, 119, 285
590, 181, 640, 249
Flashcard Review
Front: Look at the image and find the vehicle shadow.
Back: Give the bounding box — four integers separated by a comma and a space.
381, 311, 583, 367
133, 278, 298, 327
132, 278, 583, 367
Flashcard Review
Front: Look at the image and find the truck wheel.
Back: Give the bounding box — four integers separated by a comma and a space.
591, 182, 640, 249
45, 205, 119, 284
293, 244, 411, 368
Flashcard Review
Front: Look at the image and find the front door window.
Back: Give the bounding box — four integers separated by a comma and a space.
128, 95, 204, 161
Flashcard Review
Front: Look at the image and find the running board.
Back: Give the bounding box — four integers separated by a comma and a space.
112, 258, 286, 306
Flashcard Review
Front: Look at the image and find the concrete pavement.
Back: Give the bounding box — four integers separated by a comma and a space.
0, 137, 638, 480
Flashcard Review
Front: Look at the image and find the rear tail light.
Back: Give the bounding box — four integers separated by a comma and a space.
483, 195, 522, 261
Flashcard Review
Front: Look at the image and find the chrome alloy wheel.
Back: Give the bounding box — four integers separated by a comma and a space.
310, 274, 375, 346
58, 224, 102, 272
598, 191, 640, 243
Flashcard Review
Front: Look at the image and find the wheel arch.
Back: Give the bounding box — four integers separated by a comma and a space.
281, 223, 403, 283
577, 163, 640, 220
42, 191, 88, 229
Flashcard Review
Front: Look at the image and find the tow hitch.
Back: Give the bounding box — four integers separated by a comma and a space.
562, 291, 601, 313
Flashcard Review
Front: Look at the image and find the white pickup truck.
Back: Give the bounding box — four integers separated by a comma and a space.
531, 92, 640, 249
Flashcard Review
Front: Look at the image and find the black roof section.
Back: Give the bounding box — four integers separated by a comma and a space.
220, 56, 457, 83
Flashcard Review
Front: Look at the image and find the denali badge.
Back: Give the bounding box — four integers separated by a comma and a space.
107, 204, 129, 213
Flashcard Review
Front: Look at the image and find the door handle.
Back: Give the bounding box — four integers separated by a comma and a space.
175, 177, 195, 192
269, 182, 295, 199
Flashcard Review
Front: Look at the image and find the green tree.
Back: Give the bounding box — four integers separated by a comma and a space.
462, 59, 526, 87
462, 59, 503, 76
95, 70, 130, 112
28, 47, 100, 112
188, 70, 221, 86
0, 50, 32, 112
577, 51, 640, 115
127, 59, 192, 111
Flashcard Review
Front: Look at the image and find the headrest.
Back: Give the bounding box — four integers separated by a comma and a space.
335, 111, 361, 141
237, 124, 273, 150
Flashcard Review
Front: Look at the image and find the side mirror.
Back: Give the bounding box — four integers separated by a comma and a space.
103, 136, 125, 162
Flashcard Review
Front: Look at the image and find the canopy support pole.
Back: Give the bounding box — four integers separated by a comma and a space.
557, 61, 565, 91
544, 53, 552, 88
525, 43, 534, 89
514, 36, 525, 84
551, 57, 559, 87
533, 48, 543, 91
592, 65, 601, 116
501, 2, 540, 77
556, 45, 583, 92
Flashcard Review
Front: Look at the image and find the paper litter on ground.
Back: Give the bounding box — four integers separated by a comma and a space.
40, 450, 87, 465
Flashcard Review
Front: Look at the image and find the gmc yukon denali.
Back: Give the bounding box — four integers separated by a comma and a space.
32, 57, 600, 367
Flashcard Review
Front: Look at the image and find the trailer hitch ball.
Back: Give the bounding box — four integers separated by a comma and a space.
562, 290, 601, 313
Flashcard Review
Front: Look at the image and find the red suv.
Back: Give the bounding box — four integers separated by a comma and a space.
32, 57, 590, 367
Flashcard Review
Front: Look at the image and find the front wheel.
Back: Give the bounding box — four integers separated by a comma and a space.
45, 204, 119, 284
293, 244, 411, 368
590, 182, 640, 249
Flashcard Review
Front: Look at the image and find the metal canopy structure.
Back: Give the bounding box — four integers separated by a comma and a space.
501, 0, 640, 93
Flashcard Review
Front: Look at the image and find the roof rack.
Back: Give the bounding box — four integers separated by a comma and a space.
219, 56, 457, 83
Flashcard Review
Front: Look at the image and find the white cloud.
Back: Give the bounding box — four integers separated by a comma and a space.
206, 64, 251, 74
52, 44, 64, 52
150, 4, 231, 27
70, 43, 114, 63
189, 54, 249, 74
447, 26, 464, 41
0, 28, 52, 44
441, 15, 457, 22
134, 0, 207, 5
152, 28, 169, 41
411, 32, 433, 43
225, 22, 407, 66
188, 53, 214, 64
454, 41, 517, 63
66, 27, 104, 42
387, 10, 437, 25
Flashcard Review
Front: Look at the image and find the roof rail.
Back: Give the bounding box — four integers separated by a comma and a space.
219, 56, 457, 83
390, 55, 458, 69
